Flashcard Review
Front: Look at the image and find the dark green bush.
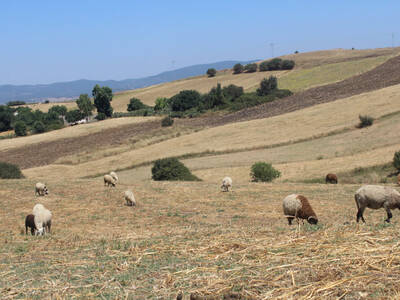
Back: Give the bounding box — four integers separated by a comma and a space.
48, 105, 67, 116
33, 121, 45, 133
259, 61, 270, 72
161, 116, 174, 127
6, 101, 26, 106
244, 63, 257, 73
65, 109, 84, 123
0, 105, 14, 132
154, 97, 169, 112
96, 112, 106, 120
14, 121, 27, 136
0, 161, 24, 179
170, 90, 202, 112
206, 68, 217, 77
250, 162, 281, 182
281, 60, 295, 70
233, 63, 243, 74
151, 157, 200, 181
222, 84, 244, 101
127, 97, 147, 111
393, 151, 400, 171
267, 58, 283, 70
358, 115, 374, 128
202, 84, 225, 109
257, 76, 278, 96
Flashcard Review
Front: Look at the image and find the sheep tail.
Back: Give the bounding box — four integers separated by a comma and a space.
354, 193, 360, 210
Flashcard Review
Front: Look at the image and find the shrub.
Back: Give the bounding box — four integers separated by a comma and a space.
393, 151, 400, 172
154, 97, 169, 112
267, 58, 283, 70
257, 76, 278, 96
233, 63, 243, 74
48, 105, 67, 116
244, 63, 257, 73
151, 157, 200, 181
206, 68, 217, 77
14, 121, 27, 136
127, 97, 146, 111
259, 61, 270, 72
358, 115, 374, 128
161, 116, 174, 127
222, 84, 244, 101
0, 161, 24, 179
6, 101, 26, 106
0, 105, 13, 132
281, 60, 295, 70
65, 109, 84, 123
250, 162, 281, 182
203, 83, 225, 109
33, 121, 45, 133
170, 90, 202, 112
95, 112, 106, 120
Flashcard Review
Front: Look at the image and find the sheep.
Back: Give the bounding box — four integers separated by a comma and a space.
325, 173, 338, 184
25, 214, 37, 235
355, 185, 400, 223
35, 182, 48, 196
282, 194, 318, 225
104, 174, 116, 187
124, 190, 136, 206
110, 171, 119, 183
221, 176, 232, 192
32, 204, 52, 235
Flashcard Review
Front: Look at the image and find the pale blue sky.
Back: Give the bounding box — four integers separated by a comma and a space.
1, 1, 399, 85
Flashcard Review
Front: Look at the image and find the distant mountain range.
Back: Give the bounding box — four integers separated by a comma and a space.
0, 60, 257, 104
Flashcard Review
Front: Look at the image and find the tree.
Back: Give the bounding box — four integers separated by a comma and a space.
14, 121, 27, 136
222, 84, 244, 101
259, 61, 270, 72
33, 121, 45, 133
206, 68, 217, 77
233, 63, 243, 74
92, 84, 113, 117
170, 90, 202, 112
203, 83, 225, 109
48, 105, 67, 116
257, 76, 278, 96
267, 58, 283, 70
76, 94, 94, 120
65, 109, 84, 123
244, 63, 257, 73
127, 97, 146, 111
154, 97, 169, 112
0, 105, 14, 132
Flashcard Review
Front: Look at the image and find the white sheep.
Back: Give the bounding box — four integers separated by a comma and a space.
110, 171, 119, 183
35, 182, 48, 196
104, 174, 116, 187
282, 194, 318, 225
124, 190, 136, 206
221, 177, 232, 192
355, 185, 400, 223
32, 204, 52, 236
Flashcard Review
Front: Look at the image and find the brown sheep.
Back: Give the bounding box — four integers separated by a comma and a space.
325, 173, 338, 184
282, 194, 318, 225
25, 214, 37, 235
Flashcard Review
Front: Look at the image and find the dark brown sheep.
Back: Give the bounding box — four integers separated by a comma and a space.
25, 214, 37, 235
325, 173, 338, 184
282, 194, 318, 225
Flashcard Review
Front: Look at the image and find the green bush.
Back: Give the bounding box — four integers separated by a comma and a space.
267, 58, 283, 70
161, 116, 174, 127
96, 112, 106, 120
281, 60, 295, 70
65, 109, 84, 123
206, 68, 217, 77
0, 161, 24, 179
259, 61, 270, 71
14, 121, 27, 136
151, 157, 200, 181
358, 115, 374, 128
244, 63, 257, 73
6, 101, 26, 106
393, 151, 400, 171
33, 121, 45, 133
48, 105, 67, 116
127, 97, 147, 111
222, 84, 244, 101
154, 97, 169, 112
170, 90, 202, 112
250, 162, 281, 182
257, 76, 278, 96
233, 63, 243, 74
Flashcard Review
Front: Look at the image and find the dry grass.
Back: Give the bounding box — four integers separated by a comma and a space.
1, 179, 400, 299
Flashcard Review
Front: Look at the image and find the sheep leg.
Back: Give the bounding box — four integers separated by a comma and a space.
384, 206, 392, 223
47, 221, 51, 234
356, 207, 366, 223
287, 217, 294, 225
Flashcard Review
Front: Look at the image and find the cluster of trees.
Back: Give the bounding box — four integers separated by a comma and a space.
233, 58, 295, 74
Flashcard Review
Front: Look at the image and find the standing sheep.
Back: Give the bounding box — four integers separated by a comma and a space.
124, 190, 136, 206
325, 173, 338, 184
221, 177, 232, 192
35, 182, 49, 196
25, 214, 37, 235
104, 174, 116, 187
282, 194, 318, 225
355, 185, 400, 223
110, 171, 119, 183
33, 204, 52, 235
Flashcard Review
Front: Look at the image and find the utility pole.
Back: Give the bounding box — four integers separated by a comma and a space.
270, 43, 274, 58
392, 33, 395, 48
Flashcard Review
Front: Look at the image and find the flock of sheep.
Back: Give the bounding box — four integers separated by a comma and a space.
25, 171, 400, 236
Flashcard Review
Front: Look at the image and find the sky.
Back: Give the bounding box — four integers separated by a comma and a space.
0, 0, 399, 85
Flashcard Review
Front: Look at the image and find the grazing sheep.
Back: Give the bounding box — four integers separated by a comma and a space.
355, 185, 400, 223
124, 190, 136, 206
282, 194, 318, 225
221, 177, 232, 192
110, 171, 119, 183
104, 174, 116, 187
25, 214, 37, 235
325, 173, 338, 184
33, 204, 52, 235
35, 182, 48, 196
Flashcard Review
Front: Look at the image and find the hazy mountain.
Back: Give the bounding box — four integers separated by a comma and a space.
0, 60, 257, 103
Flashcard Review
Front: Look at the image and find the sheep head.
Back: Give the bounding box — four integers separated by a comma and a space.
307, 216, 318, 224
36, 228, 45, 236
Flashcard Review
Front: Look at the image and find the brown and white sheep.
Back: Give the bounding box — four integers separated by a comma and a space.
282, 194, 318, 225
33, 204, 52, 235
110, 171, 119, 183
325, 173, 338, 184
355, 185, 400, 223
35, 182, 49, 196
221, 177, 232, 192
104, 174, 116, 187
25, 214, 37, 235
